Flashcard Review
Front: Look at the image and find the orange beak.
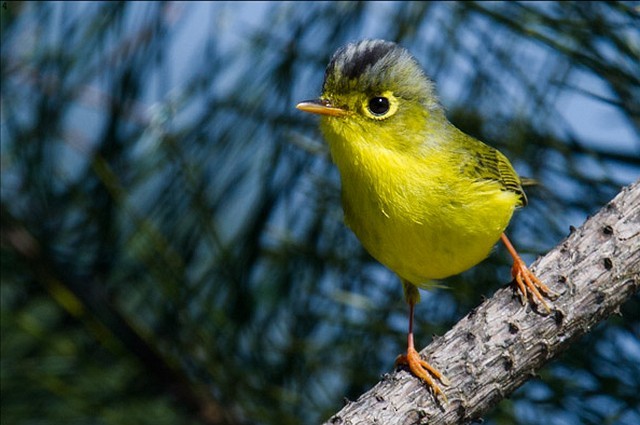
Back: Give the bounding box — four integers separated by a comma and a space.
296, 99, 348, 117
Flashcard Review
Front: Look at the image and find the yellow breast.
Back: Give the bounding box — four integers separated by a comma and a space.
332, 135, 519, 286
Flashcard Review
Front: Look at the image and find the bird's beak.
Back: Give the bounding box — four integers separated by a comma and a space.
296, 99, 348, 117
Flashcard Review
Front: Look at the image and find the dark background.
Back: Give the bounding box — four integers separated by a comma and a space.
2, 2, 639, 425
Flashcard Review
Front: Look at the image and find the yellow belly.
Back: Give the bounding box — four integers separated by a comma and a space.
337, 148, 519, 286
347, 199, 513, 284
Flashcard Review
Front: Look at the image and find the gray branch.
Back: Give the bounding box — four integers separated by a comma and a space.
323, 179, 640, 425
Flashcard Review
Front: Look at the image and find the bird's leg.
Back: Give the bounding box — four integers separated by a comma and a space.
395, 282, 449, 401
500, 233, 557, 312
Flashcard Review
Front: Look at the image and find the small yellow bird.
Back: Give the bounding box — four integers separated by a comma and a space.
296, 39, 555, 399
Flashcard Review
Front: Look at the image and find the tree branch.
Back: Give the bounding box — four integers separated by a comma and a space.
322, 179, 640, 425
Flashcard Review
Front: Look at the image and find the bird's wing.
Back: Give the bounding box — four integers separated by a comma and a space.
458, 138, 528, 208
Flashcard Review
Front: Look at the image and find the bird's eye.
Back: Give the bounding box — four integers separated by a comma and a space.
368, 97, 390, 116
362, 91, 398, 120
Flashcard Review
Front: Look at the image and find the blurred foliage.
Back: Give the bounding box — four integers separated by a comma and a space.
1, 2, 639, 425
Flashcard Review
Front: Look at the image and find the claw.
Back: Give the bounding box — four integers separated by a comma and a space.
512, 257, 557, 312
396, 346, 449, 402
501, 233, 557, 312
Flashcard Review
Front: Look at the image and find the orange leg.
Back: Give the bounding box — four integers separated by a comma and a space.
500, 233, 556, 312
395, 299, 449, 401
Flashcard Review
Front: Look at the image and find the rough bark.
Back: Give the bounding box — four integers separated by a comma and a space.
322, 179, 640, 425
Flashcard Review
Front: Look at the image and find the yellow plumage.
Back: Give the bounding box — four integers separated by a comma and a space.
296, 39, 554, 401
325, 114, 521, 284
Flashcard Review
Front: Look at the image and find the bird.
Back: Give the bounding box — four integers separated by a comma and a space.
296, 39, 555, 400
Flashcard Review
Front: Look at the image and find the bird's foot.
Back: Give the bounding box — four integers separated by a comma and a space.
396, 346, 449, 402
511, 256, 557, 313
